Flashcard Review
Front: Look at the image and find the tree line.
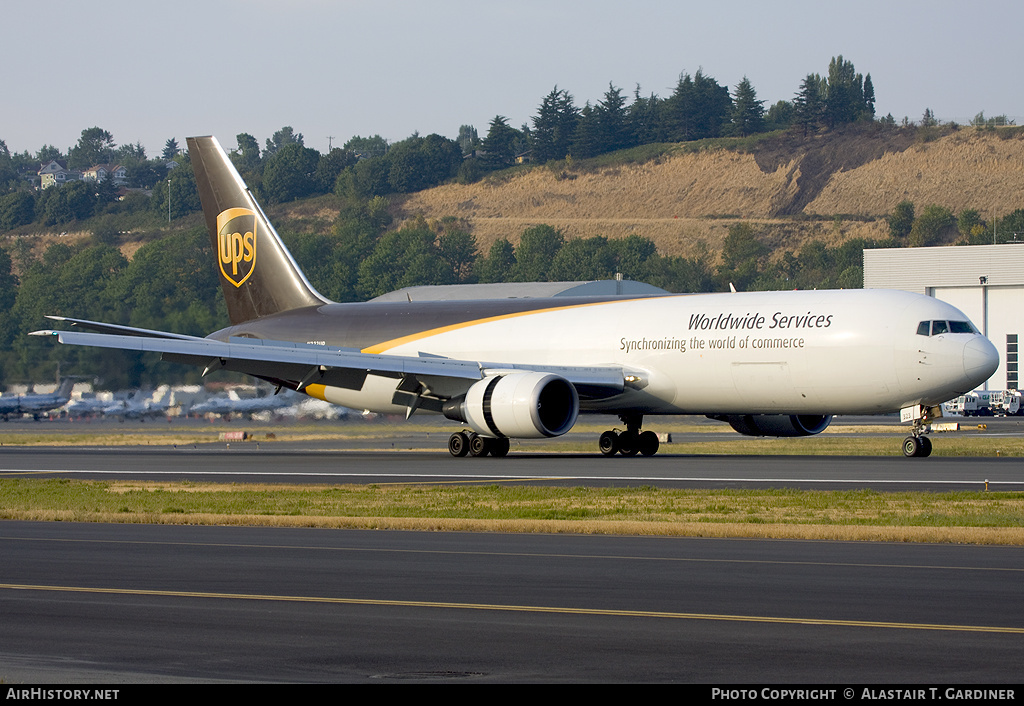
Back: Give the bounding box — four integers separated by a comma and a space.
0, 54, 988, 236
885, 201, 1024, 247
1, 56, 884, 227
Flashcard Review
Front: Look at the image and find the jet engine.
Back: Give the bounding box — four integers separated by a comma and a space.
443, 372, 579, 439
711, 414, 833, 437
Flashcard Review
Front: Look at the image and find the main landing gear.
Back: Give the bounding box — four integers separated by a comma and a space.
599, 414, 660, 457
448, 431, 511, 458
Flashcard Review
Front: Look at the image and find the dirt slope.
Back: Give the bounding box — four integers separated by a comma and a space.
397, 127, 1024, 260
804, 129, 1024, 217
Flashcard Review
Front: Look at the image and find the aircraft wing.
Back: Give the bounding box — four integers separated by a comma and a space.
30, 327, 626, 408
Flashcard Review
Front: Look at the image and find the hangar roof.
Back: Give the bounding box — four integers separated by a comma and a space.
864, 243, 1024, 293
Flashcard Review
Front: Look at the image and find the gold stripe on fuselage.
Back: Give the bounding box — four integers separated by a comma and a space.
360, 297, 650, 354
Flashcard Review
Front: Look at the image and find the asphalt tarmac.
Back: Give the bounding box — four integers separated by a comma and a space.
2, 521, 1023, 683
3, 414, 1024, 490
3, 416, 1024, 683
3, 445, 1024, 491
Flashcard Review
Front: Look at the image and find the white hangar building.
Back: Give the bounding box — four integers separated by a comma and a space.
864, 244, 1024, 392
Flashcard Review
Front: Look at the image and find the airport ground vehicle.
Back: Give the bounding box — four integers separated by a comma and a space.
946, 390, 1021, 417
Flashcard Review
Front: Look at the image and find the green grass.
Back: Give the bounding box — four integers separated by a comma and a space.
3, 479, 1023, 531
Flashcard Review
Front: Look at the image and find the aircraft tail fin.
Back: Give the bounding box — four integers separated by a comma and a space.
56, 377, 76, 399
187, 136, 327, 325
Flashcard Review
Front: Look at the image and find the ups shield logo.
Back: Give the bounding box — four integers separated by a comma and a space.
216, 208, 257, 287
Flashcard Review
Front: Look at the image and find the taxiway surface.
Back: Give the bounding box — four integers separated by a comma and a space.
2, 521, 1023, 683
3, 446, 1024, 491
3, 415, 1023, 490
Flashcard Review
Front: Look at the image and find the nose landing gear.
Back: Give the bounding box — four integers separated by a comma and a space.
901, 406, 937, 457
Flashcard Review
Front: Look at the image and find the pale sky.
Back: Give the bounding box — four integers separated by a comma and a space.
4, 0, 1022, 157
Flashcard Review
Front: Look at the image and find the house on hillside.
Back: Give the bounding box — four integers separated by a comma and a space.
38, 160, 81, 189
82, 164, 128, 186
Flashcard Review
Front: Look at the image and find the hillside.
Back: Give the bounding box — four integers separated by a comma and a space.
395, 126, 1024, 261
12, 126, 1022, 271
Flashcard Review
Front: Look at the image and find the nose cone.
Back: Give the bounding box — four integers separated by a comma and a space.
964, 336, 999, 384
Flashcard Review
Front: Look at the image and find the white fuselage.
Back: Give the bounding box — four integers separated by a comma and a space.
310, 289, 999, 418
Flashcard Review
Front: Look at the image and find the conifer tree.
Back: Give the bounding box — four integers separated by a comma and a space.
793, 73, 825, 135
532, 87, 579, 163
569, 103, 602, 159
596, 83, 632, 153
862, 74, 876, 120
824, 56, 865, 127
731, 77, 764, 136
627, 85, 663, 145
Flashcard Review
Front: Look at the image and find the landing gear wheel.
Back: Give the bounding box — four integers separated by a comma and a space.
902, 436, 918, 457
599, 430, 619, 456
902, 435, 932, 458
448, 431, 469, 457
469, 433, 490, 457
638, 430, 660, 457
918, 436, 932, 457
618, 431, 639, 457
489, 438, 510, 457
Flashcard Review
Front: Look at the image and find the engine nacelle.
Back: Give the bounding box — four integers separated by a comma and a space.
443, 372, 579, 439
712, 414, 833, 437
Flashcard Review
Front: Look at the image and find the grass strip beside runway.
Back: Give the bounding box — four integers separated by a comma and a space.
2, 479, 1024, 544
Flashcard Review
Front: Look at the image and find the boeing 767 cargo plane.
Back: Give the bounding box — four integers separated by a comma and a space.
33, 136, 998, 457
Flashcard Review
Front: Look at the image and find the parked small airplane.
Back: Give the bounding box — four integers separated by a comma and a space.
0, 378, 76, 420
189, 388, 299, 419
33, 136, 999, 457
102, 390, 171, 421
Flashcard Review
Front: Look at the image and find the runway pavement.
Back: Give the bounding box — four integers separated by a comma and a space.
2, 520, 1023, 683
2, 444, 1024, 491
4, 416, 1024, 683
3, 415, 1024, 491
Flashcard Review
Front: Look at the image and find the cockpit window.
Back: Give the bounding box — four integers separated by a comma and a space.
917, 320, 977, 336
